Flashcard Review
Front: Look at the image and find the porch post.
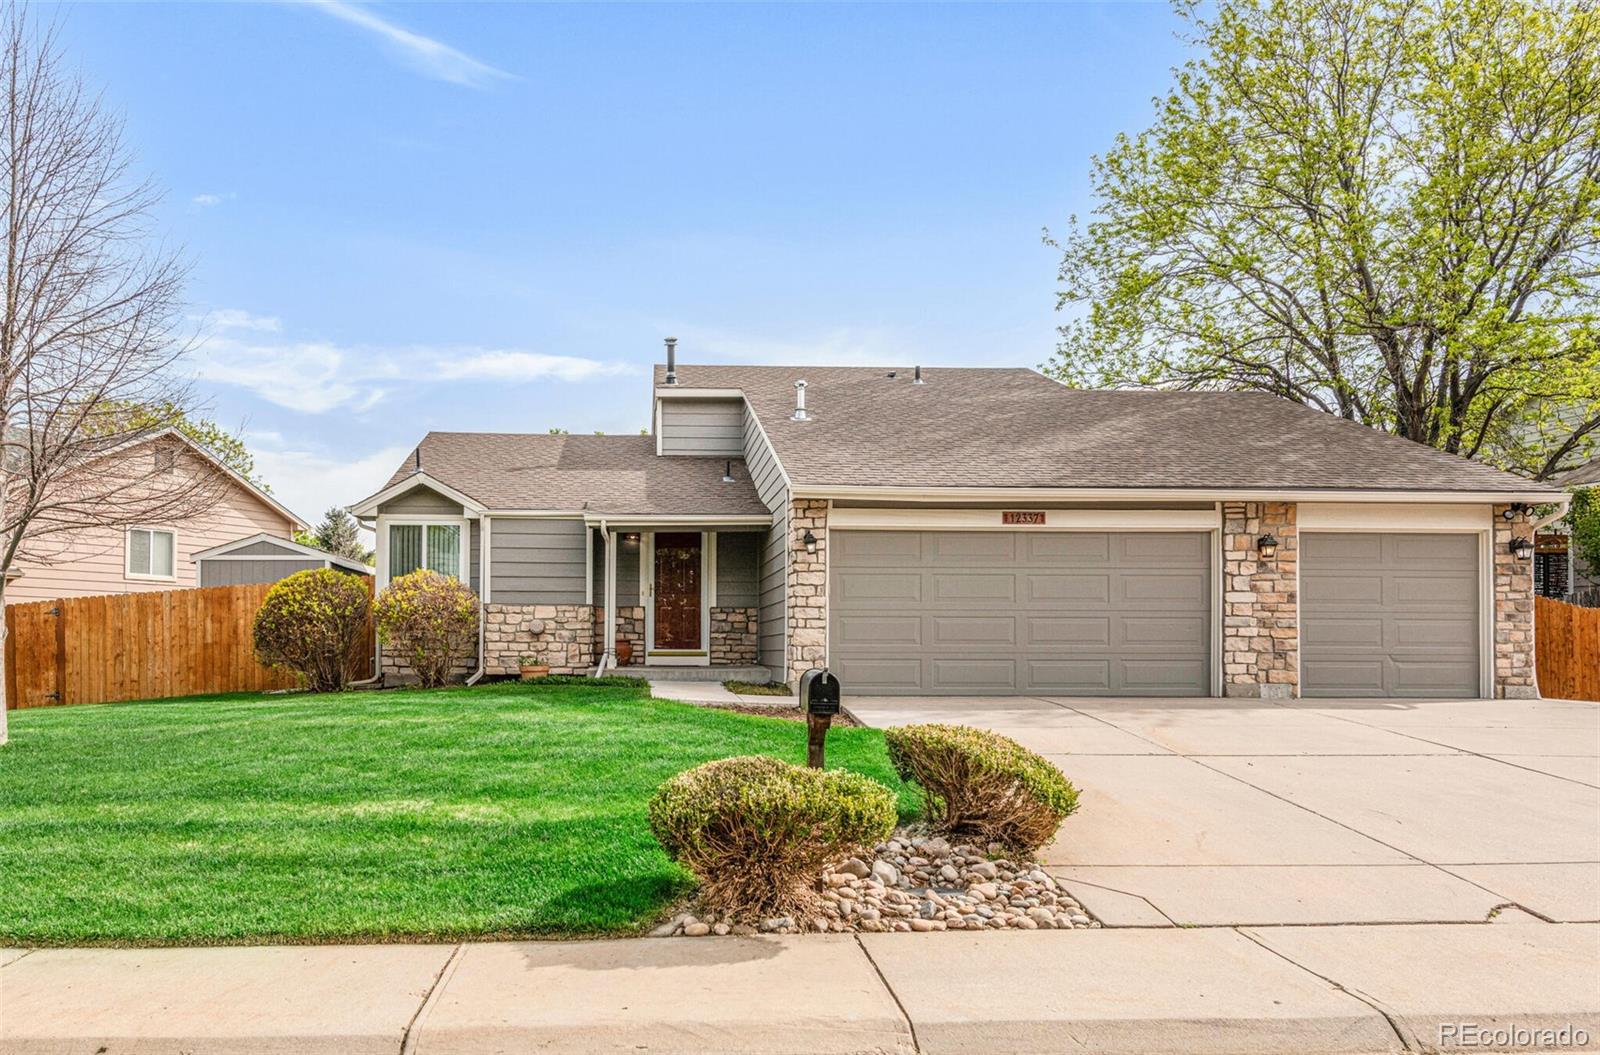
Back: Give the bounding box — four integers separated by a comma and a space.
603, 526, 619, 670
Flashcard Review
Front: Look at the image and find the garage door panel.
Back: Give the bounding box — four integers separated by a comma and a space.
835, 531, 923, 564
831, 529, 1212, 697
931, 615, 1016, 646
834, 614, 922, 647
1027, 616, 1112, 648
1027, 533, 1110, 562
1025, 573, 1111, 604
933, 573, 1016, 603
1027, 659, 1113, 692
1302, 532, 1479, 698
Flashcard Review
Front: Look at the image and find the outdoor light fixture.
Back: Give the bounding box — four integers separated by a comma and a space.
1502, 503, 1531, 521
1257, 533, 1280, 560
1509, 535, 1534, 560
802, 530, 818, 554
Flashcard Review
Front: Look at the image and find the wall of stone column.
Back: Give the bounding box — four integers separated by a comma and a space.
1493, 505, 1537, 699
1221, 501, 1299, 698
711, 606, 759, 666
484, 603, 595, 675
786, 498, 829, 686
593, 606, 645, 666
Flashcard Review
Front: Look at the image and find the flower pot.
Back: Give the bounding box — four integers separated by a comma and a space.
615, 641, 633, 666
519, 664, 550, 681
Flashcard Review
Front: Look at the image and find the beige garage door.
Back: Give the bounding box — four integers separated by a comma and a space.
1300, 532, 1481, 698
829, 530, 1212, 696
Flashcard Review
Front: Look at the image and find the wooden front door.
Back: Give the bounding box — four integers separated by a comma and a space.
653, 532, 703, 651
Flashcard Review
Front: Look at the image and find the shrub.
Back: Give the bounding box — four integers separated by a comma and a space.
373, 570, 479, 688
884, 724, 1079, 854
252, 569, 372, 693
648, 756, 897, 917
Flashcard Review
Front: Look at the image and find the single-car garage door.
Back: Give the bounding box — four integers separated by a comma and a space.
1300, 532, 1480, 698
829, 530, 1211, 696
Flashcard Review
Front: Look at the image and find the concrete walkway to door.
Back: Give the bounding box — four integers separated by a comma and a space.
845, 695, 1600, 927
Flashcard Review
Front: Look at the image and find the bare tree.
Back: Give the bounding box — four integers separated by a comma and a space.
0, 9, 221, 741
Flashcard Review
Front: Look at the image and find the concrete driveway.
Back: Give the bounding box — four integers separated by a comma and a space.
846, 695, 1600, 928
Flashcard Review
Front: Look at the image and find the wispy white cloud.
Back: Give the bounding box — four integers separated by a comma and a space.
191, 309, 627, 414
191, 191, 236, 208
245, 430, 410, 529
302, 0, 513, 88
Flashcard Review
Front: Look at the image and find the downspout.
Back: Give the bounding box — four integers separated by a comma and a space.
348, 518, 385, 689
591, 519, 617, 676
467, 514, 490, 685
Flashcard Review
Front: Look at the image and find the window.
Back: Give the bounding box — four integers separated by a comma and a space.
387, 522, 464, 580
127, 528, 176, 579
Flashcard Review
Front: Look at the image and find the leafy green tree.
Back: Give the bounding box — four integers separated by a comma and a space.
107, 400, 268, 491
1048, 0, 1600, 480
1569, 488, 1600, 578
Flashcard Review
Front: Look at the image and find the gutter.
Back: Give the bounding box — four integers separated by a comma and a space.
787, 484, 1566, 504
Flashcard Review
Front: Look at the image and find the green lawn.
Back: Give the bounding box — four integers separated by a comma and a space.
0, 680, 914, 945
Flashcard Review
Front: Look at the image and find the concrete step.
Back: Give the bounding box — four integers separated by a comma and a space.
628, 665, 775, 683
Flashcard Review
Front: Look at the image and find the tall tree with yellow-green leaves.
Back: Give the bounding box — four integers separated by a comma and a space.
1049, 0, 1600, 480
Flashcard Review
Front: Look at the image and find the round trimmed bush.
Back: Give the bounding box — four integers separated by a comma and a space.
253, 568, 372, 693
373, 569, 479, 688
648, 756, 897, 918
885, 724, 1079, 854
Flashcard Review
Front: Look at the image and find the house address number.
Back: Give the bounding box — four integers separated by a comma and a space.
1001, 511, 1047, 525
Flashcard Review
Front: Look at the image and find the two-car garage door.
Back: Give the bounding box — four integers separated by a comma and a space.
829, 530, 1212, 696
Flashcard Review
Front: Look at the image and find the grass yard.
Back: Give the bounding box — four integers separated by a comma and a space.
0, 680, 915, 946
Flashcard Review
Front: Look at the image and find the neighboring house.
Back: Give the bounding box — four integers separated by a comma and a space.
194, 533, 373, 587
1536, 456, 1600, 601
5, 431, 305, 603
351, 356, 1561, 700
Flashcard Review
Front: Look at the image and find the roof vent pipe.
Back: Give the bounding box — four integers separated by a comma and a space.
722, 460, 735, 483
792, 379, 809, 421
913, 365, 925, 385
414, 446, 422, 472
664, 337, 678, 385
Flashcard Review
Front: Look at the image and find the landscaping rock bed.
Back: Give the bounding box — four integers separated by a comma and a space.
652, 830, 1098, 936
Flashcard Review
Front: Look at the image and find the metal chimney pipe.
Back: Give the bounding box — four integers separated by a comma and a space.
664, 337, 678, 385
913, 365, 925, 385
792, 379, 809, 421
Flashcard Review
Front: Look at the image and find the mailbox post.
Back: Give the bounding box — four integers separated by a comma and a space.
797, 668, 841, 768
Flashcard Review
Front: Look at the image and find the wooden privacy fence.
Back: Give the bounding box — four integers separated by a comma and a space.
4, 581, 375, 710
1535, 596, 1600, 702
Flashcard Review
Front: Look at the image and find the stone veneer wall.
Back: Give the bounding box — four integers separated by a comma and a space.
593, 606, 646, 666
1222, 501, 1299, 698
711, 606, 759, 666
484, 603, 595, 675
1493, 505, 1537, 699
786, 498, 829, 685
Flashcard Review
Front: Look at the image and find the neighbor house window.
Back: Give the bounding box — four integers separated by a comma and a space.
387, 522, 464, 580
127, 528, 176, 579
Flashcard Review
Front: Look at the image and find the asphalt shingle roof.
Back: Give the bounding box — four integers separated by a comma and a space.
657, 364, 1553, 495
382, 433, 768, 516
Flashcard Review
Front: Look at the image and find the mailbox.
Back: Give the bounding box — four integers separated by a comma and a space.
798, 668, 841, 717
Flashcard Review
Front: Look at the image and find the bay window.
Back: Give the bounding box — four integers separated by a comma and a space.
386, 520, 466, 581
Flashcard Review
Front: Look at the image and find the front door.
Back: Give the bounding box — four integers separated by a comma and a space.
652, 531, 704, 653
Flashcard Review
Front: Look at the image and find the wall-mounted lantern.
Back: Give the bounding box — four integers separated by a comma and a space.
1257, 533, 1280, 560
1509, 535, 1534, 560
802, 530, 818, 555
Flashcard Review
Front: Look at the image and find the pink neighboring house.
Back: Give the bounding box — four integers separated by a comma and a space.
5, 430, 305, 604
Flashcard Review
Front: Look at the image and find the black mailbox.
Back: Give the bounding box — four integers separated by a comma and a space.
798, 668, 841, 717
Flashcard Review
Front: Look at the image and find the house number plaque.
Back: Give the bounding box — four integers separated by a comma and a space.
1002, 511, 1047, 525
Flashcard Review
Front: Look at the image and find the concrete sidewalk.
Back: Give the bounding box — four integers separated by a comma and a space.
5, 923, 1597, 1055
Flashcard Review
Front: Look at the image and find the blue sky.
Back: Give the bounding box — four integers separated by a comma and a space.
52, 1, 1188, 523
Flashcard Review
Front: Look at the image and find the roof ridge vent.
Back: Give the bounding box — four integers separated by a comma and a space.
792, 379, 809, 422
664, 337, 678, 385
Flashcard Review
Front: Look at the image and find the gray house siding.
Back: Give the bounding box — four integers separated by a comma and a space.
199, 558, 327, 587
592, 530, 641, 603
660, 398, 743, 456
380, 485, 464, 516
715, 532, 761, 608
470, 519, 482, 595
742, 403, 789, 673
489, 518, 587, 604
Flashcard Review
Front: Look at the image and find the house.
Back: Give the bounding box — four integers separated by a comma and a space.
194, 533, 373, 587
5, 430, 306, 603
1536, 457, 1600, 602
350, 352, 1563, 699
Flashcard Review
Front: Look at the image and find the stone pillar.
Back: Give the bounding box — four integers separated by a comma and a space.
710, 606, 759, 666
786, 498, 829, 685
1221, 501, 1299, 698
1493, 505, 1537, 699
